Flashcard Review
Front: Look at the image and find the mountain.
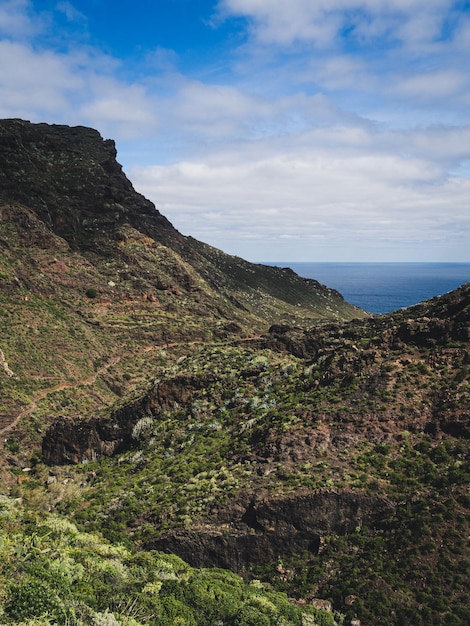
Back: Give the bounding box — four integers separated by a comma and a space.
0, 119, 469, 626
0, 118, 363, 320
0, 118, 365, 440
0, 118, 366, 461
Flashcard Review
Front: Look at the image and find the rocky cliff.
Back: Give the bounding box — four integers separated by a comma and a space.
0, 119, 178, 250
149, 490, 394, 571
0, 118, 364, 324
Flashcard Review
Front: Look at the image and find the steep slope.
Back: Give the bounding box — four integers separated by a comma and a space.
38, 282, 470, 625
0, 118, 363, 322
0, 497, 339, 626
0, 118, 365, 462
0, 119, 179, 249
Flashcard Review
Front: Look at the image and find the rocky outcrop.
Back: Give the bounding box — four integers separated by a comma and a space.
149, 490, 393, 571
0, 119, 180, 251
41, 417, 128, 465
42, 373, 216, 464
0, 349, 17, 378
265, 281, 470, 358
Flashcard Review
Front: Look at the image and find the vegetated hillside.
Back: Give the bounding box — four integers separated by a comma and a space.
0, 496, 336, 626
0, 119, 365, 460
0, 119, 366, 625
1, 119, 469, 626
37, 282, 469, 626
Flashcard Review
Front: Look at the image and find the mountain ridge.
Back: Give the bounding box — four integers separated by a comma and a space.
0, 118, 363, 323
0, 117, 365, 457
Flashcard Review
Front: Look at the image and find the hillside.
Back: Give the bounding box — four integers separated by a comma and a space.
0, 119, 365, 452
33, 281, 468, 625
0, 118, 361, 322
0, 119, 469, 626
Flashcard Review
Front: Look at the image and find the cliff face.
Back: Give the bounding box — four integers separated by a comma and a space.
0, 118, 364, 323
149, 490, 394, 571
41, 373, 214, 465
0, 119, 179, 250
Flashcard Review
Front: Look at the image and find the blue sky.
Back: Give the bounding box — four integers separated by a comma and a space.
1, 0, 470, 262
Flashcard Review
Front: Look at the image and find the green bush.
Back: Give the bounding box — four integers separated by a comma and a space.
5, 579, 64, 622
4, 437, 19, 454
157, 596, 196, 626
233, 604, 271, 626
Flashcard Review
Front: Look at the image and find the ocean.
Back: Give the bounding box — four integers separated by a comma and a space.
269, 262, 470, 314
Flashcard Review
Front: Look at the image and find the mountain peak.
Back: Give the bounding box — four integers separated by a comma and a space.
0, 118, 178, 250
0, 118, 365, 323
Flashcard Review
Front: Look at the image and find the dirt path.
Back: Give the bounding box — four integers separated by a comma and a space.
0, 336, 260, 438
0, 349, 149, 437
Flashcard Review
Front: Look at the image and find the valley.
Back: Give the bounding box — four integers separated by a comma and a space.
0, 120, 468, 626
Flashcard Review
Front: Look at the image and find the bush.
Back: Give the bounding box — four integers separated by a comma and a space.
5, 579, 64, 622
4, 437, 19, 454
233, 604, 271, 626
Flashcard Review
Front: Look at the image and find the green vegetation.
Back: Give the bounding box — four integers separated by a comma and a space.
12, 335, 469, 625
254, 488, 469, 625
1, 121, 469, 626
0, 497, 332, 626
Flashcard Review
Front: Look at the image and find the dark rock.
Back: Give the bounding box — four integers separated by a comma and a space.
42, 373, 216, 464
0, 119, 180, 251
149, 490, 393, 571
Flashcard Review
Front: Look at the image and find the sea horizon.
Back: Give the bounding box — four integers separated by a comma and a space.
265, 261, 470, 314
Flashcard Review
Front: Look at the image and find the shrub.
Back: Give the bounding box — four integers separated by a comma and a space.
5, 579, 64, 622
4, 437, 19, 454
233, 604, 270, 626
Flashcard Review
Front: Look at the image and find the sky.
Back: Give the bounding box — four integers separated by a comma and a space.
1, 0, 470, 262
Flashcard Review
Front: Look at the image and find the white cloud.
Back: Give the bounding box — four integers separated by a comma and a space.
170, 80, 267, 138
0, 0, 41, 39
310, 55, 374, 91
0, 38, 158, 136
389, 69, 468, 102
394, 125, 470, 167
0, 2, 158, 137
130, 120, 470, 261
161, 81, 362, 144
0, 40, 82, 116
80, 78, 158, 139
211, 1, 470, 127
217, 0, 457, 48
55, 1, 87, 25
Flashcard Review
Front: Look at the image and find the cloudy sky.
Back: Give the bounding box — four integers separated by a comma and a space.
1, 0, 470, 262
